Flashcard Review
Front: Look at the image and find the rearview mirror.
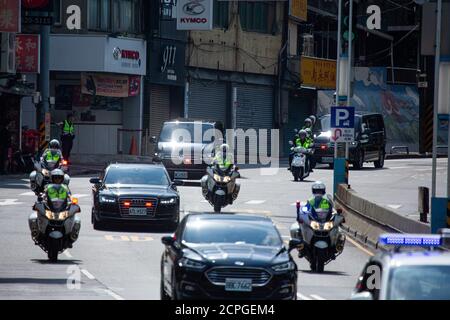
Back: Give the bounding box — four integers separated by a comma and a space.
89, 177, 102, 185
161, 236, 175, 246
288, 239, 303, 252
153, 156, 162, 163
288, 140, 294, 146
172, 180, 184, 186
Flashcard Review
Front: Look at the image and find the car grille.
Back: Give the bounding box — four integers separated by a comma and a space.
118, 197, 158, 216
206, 267, 272, 287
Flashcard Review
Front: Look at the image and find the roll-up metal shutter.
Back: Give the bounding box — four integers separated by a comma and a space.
188, 79, 228, 126
145, 85, 170, 155
235, 84, 274, 159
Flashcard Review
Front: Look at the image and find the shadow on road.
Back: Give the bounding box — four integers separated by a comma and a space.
94, 223, 175, 234
31, 259, 82, 265
299, 270, 349, 276
0, 277, 69, 285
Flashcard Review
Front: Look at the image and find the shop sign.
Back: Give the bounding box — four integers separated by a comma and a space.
81, 73, 141, 98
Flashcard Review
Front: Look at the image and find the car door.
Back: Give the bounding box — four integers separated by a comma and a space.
162, 222, 183, 295
367, 115, 384, 161
359, 116, 371, 160
354, 262, 383, 300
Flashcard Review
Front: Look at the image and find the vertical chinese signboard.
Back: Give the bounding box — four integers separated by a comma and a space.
0, 0, 21, 33
290, 0, 308, 22
300, 56, 336, 89
16, 34, 40, 73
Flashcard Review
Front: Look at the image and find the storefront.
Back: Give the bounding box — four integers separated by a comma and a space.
49, 34, 147, 155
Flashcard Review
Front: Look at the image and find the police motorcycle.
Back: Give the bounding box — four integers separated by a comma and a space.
201, 164, 240, 213
30, 142, 69, 195
289, 141, 312, 182
290, 185, 346, 273
28, 171, 81, 262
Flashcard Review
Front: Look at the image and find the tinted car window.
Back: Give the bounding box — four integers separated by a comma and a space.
387, 265, 450, 300
182, 219, 282, 247
159, 122, 216, 143
104, 167, 170, 186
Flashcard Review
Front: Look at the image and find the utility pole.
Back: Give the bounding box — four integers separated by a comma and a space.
38, 12, 51, 151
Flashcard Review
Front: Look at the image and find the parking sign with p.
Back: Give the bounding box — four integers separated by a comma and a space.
330, 106, 355, 143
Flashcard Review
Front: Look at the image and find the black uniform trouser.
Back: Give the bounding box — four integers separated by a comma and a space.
61, 134, 74, 160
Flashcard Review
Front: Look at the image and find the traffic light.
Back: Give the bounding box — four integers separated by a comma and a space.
341, 0, 358, 53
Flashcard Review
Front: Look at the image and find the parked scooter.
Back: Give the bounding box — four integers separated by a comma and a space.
28, 196, 81, 262
13, 150, 35, 173
201, 165, 240, 213
290, 201, 346, 273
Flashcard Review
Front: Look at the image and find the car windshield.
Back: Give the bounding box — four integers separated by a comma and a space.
159, 122, 216, 143
387, 265, 450, 300
104, 166, 169, 186
315, 115, 361, 133
182, 218, 282, 247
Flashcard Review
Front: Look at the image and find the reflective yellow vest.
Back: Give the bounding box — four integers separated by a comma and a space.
63, 120, 74, 135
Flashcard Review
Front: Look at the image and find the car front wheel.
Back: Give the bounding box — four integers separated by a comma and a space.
374, 150, 385, 168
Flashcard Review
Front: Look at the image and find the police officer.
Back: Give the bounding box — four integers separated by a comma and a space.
44, 169, 71, 210
303, 181, 333, 221
289, 130, 313, 172
212, 144, 234, 172
59, 114, 75, 161
40, 139, 64, 170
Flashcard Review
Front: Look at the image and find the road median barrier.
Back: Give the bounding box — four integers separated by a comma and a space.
334, 184, 430, 250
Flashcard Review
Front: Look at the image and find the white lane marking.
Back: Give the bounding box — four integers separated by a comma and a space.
297, 293, 312, 300
104, 289, 125, 300
5, 183, 29, 187
245, 200, 266, 205
63, 250, 73, 258
201, 200, 208, 203
20, 191, 35, 196
21, 179, 29, 182
310, 294, 326, 300
71, 194, 89, 199
387, 204, 402, 210
0, 199, 24, 206
81, 269, 96, 280
346, 237, 374, 257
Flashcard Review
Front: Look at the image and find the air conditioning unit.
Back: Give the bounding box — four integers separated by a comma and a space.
0, 33, 16, 74
302, 34, 314, 57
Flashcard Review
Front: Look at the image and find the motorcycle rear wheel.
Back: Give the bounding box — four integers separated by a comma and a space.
292, 167, 300, 181
213, 204, 221, 213
47, 242, 59, 262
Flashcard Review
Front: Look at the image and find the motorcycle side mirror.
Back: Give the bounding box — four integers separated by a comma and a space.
288, 239, 303, 252
289, 140, 294, 146
150, 136, 157, 143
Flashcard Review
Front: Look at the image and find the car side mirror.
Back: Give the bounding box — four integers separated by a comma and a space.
150, 136, 157, 143
172, 180, 184, 186
351, 292, 373, 300
153, 156, 162, 163
288, 239, 303, 252
89, 177, 102, 185
161, 236, 176, 246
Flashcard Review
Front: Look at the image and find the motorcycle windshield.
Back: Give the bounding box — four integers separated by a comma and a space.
316, 210, 329, 221
46, 161, 57, 170
50, 199, 65, 211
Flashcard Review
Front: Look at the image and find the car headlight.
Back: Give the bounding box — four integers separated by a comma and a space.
160, 197, 177, 205
310, 221, 321, 230
272, 261, 296, 272
323, 221, 334, 231
179, 257, 206, 270
100, 195, 116, 203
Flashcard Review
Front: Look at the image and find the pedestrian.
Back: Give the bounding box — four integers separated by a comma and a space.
58, 113, 75, 161
0, 122, 12, 174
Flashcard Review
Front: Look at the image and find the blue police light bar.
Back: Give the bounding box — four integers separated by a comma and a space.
379, 234, 442, 247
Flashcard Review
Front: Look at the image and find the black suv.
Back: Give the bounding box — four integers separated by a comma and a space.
312, 113, 386, 169
153, 119, 225, 180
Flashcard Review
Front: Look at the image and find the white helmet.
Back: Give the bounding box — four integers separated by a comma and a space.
312, 181, 326, 195
220, 144, 229, 155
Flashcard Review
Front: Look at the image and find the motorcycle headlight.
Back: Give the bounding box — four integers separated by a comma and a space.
223, 176, 231, 183
310, 221, 321, 230
45, 210, 69, 221
213, 174, 222, 182
100, 195, 116, 203
42, 169, 49, 177
160, 197, 177, 205
179, 257, 206, 270
272, 261, 296, 272
323, 221, 334, 231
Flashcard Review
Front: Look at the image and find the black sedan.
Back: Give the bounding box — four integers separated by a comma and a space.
160, 213, 301, 300
90, 163, 182, 230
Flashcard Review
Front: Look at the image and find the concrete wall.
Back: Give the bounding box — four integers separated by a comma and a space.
187, 2, 284, 76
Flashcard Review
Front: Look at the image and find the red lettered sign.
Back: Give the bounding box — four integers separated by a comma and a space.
16, 34, 40, 73
0, 0, 21, 32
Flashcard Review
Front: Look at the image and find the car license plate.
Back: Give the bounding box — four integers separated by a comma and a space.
128, 208, 147, 216
174, 171, 188, 179
225, 278, 252, 292
322, 157, 334, 163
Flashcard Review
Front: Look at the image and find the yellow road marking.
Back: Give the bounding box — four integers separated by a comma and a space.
347, 236, 374, 256
130, 236, 153, 242
120, 236, 130, 241
105, 235, 114, 241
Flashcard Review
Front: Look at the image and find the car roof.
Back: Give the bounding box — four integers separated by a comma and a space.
374, 250, 450, 267
186, 213, 273, 223
107, 163, 164, 169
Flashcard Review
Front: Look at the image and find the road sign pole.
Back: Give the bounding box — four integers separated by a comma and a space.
335, 0, 342, 161
345, 0, 353, 164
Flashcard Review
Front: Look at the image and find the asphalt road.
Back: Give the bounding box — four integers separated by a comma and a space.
3, 157, 437, 300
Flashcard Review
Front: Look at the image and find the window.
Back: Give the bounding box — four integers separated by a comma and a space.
213, 0, 229, 29
89, 0, 141, 33
88, 0, 111, 31
239, 1, 275, 34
